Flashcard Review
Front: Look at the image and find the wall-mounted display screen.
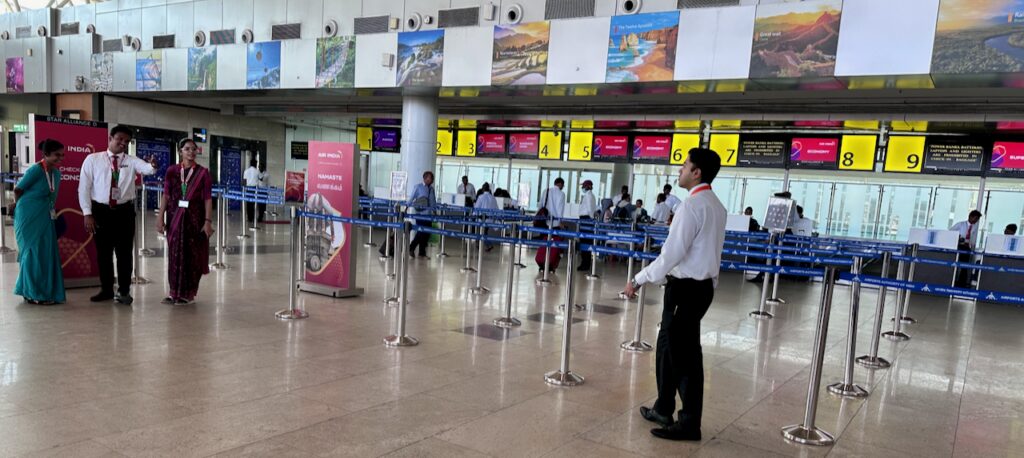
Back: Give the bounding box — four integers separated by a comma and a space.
631, 135, 673, 163
372, 128, 400, 152
476, 133, 508, 157
592, 135, 630, 162
989, 141, 1024, 178
922, 138, 986, 176
737, 135, 788, 168
789, 137, 838, 169
509, 133, 540, 158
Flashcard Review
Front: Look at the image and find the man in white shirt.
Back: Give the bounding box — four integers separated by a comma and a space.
950, 209, 982, 287
576, 179, 597, 271
611, 185, 629, 207
243, 159, 260, 224
457, 176, 476, 207
78, 125, 157, 305
792, 206, 815, 236
663, 184, 682, 217
541, 177, 565, 228
626, 148, 726, 442
474, 183, 499, 251
651, 193, 670, 224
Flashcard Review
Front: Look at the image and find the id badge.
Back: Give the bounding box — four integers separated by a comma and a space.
178, 200, 190, 208
110, 187, 121, 198
50, 209, 57, 220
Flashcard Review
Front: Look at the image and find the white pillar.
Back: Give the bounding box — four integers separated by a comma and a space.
400, 95, 439, 197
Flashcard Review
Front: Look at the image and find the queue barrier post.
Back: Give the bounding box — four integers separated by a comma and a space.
362, 208, 377, 247
210, 195, 229, 270
544, 239, 584, 386
751, 232, 778, 319
379, 210, 392, 262
857, 250, 893, 369
537, 232, 553, 286
131, 196, 151, 285
460, 218, 477, 274
618, 223, 639, 300
766, 234, 786, 306
827, 256, 869, 398
437, 218, 449, 258
882, 245, 911, 342
781, 266, 837, 446
0, 179, 16, 255
494, 223, 523, 328
384, 220, 418, 347
514, 215, 526, 269
138, 185, 156, 256
470, 223, 490, 295
276, 207, 309, 320
249, 189, 261, 232
621, 236, 654, 352
896, 243, 919, 324
236, 189, 250, 240
383, 210, 402, 305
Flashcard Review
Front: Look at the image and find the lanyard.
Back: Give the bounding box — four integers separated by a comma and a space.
180, 165, 195, 198
690, 183, 711, 196
40, 161, 56, 207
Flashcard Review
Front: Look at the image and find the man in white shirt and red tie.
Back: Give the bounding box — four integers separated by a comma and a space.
625, 148, 726, 441
950, 209, 982, 287
78, 125, 157, 305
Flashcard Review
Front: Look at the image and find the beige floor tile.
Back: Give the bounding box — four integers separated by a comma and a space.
381, 437, 490, 458
582, 406, 736, 457
292, 362, 464, 412
691, 438, 788, 458
15, 440, 125, 458
541, 439, 641, 457
0, 407, 111, 456
211, 439, 315, 458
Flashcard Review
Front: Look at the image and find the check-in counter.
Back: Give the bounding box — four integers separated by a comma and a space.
907, 228, 961, 291
979, 235, 1024, 301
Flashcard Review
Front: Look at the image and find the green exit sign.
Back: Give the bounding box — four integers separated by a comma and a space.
11, 124, 28, 133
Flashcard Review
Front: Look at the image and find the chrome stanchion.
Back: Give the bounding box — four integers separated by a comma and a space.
131, 196, 151, 285
882, 246, 911, 342
494, 223, 522, 328
384, 220, 418, 347
437, 218, 449, 258
514, 224, 526, 269
249, 190, 261, 232
827, 257, 869, 398
545, 239, 584, 386
0, 180, 16, 255
470, 224, 490, 295
276, 207, 308, 320
781, 266, 837, 446
858, 251, 892, 369
209, 196, 229, 270
383, 213, 403, 306
537, 232, 553, 286
379, 211, 392, 262
138, 185, 155, 256
751, 233, 778, 319
363, 208, 377, 247
460, 218, 477, 273
622, 236, 653, 352
766, 234, 786, 306
236, 189, 250, 240
896, 243, 919, 324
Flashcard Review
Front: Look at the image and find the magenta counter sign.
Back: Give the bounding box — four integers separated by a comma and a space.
301, 141, 363, 297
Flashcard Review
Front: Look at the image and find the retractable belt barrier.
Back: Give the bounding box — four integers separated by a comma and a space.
297, 210, 403, 230
839, 272, 1024, 306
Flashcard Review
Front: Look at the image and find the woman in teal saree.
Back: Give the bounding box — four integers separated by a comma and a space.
11, 140, 66, 305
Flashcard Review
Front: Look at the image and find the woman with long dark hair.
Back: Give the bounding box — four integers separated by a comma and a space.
156, 138, 213, 305
10, 139, 66, 304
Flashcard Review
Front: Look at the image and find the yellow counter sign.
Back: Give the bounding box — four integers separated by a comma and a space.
709, 134, 738, 167
456, 130, 476, 157
670, 134, 701, 165
839, 135, 876, 171
357, 127, 372, 151
568, 131, 593, 161
539, 131, 562, 160
884, 136, 925, 173
436, 130, 453, 156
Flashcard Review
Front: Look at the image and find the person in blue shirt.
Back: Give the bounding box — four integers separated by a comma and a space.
408, 171, 435, 258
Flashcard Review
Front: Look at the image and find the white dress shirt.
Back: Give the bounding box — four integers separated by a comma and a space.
243, 166, 260, 186
950, 220, 978, 247
542, 186, 566, 226
579, 190, 597, 218
651, 202, 670, 224
665, 193, 682, 214
457, 183, 476, 197
475, 191, 498, 210
635, 183, 727, 287
78, 150, 156, 216
612, 194, 625, 207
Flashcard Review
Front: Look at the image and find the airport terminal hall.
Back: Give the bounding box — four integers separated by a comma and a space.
4, 0, 1024, 456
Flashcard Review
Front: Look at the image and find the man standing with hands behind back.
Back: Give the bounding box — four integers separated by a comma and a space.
625, 148, 726, 441
79, 125, 157, 305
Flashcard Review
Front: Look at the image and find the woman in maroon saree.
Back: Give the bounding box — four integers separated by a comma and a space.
156, 139, 214, 305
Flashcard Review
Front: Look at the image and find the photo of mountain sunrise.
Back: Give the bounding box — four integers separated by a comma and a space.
749, 0, 842, 79
932, 0, 1024, 74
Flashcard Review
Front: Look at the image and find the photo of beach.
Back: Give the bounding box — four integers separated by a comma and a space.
397, 30, 444, 87
188, 47, 217, 91
316, 36, 356, 88
749, 0, 842, 78
247, 41, 281, 89
492, 22, 550, 86
136, 51, 162, 91
932, 0, 1024, 74
5, 57, 23, 93
90, 53, 113, 91
605, 11, 678, 83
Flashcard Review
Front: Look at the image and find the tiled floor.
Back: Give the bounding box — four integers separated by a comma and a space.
1, 217, 1022, 457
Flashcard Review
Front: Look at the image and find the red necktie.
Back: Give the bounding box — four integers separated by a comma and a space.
966, 224, 972, 241
109, 155, 119, 206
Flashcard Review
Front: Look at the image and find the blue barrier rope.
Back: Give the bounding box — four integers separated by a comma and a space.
890, 255, 1024, 275
297, 210, 403, 229
839, 272, 1024, 306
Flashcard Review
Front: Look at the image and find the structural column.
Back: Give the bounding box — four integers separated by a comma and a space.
400, 95, 439, 196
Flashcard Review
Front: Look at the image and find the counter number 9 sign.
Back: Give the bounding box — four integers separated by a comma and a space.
883, 136, 924, 173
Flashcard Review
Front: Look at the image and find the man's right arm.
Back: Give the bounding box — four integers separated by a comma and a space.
79, 155, 94, 215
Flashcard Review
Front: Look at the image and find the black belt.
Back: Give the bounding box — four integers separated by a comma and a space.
667, 276, 711, 283
92, 200, 134, 209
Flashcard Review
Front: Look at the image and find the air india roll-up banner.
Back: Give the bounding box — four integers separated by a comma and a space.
302, 141, 361, 296
29, 114, 108, 284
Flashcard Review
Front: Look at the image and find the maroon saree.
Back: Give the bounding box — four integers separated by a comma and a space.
163, 164, 212, 300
